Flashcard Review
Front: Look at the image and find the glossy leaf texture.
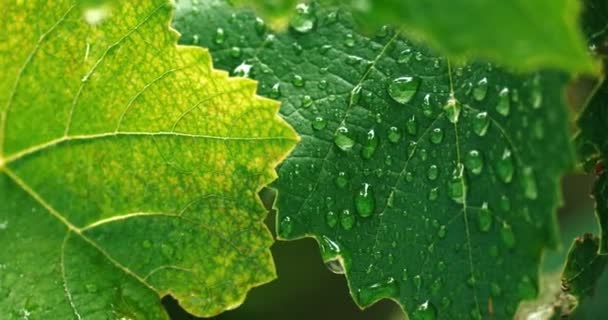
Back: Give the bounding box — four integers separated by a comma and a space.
174, 1, 574, 318
0, 0, 297, 318
229, 0, 596, 74
565, 0, 608, 317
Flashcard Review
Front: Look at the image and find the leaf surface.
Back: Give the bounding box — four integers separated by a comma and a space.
175, 1, 574, 318
230, 0, 596, 74
0, 0, 296, 318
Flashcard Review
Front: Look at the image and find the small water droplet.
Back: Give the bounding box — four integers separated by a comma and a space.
301, 95, 313, 108
477, 202, 492, 232
318, 79, 328, 90
388, 76, 421, 104
312, 116, 326, 130
230, 46, 242, 58
344, 33, 356, 47
361, 129, 379, 159
270, 83, 281, 98
355, 183, 375, 218
430, 128, 444, 144
357, 277, 399, 306
325, 210, 339, 228
522, 167, 538, 200
335, 172, 348, 188
473, 77, 488, 101
472, 112, 490, 136
279, 216, 294, 237
387, 126, 402, 143
214, 28, 225, 44
496, 87, 511, 116
292, 74, 305, 87
465, 150, 483, 175
290, 3, 316, 33
398, 48, 413, 64
334, 127, 355, 151
531, 75, 543, 109
413, 275, 423, 290
254, 17, 266, 35
427, 165, 439, 181
437, 225, 447, 238
340, 209, 355, 230
496, 148, 514, 183
411, 300, 437, 320
500, 222, 516, 249
350, 84, 362, 104
428, 187, 439, 201
448, 163, 466, 204
406, 115, 417, 135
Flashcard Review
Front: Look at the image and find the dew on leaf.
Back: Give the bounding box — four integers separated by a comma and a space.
522, 166, 538, 200
443, 95, 461, 123
500, 222, 516, 249
279, 216, 294, 237
496, 87, 511, 116
437, 225, 447, 239
355, 183, 375, 218
496, 148, 514, 183
430, 128, 444, 144
411, 300, 437, 320
312, 116, 326, 130
388, 76, 421, 104
428, 187, 439, 201
406, 115, 417, 135
427, 165, 439, 180
465, 150, 483, 175
292, 74, 305, 87
325, 259, 345, 274
387, 126, 402, 143
477, 202, 492, 232
398, 48, 413, 64
341, 209, 355, 230
214, 27, 225, 44
254, 17, 266, 35
413, 274, 423, 290
473, 77, 489, 101
326, 211, 338, 228
290, 3, 316, 33
229, 46, 242, 58
361, 129, 379, 159
472, 112, 490, 136
357, 277, 399, 306
448, 163, 466, 204
344, 33, 356, 47
335, 171, 348, 188
334, 127, 355, 151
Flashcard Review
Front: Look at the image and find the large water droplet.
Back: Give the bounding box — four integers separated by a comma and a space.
496, 87, 511, 116
477, 202, 492, 232
398, 48, 413, 64
290, 3, 316, 33
496, 149, 514, 183
341, 209, 355, 230
357, 277, 399, 306
361, 129, 379, 159
473, 77, 488, 101
500, 222, 516, 249
443, 96, 461, 123
411, 300, 437, 320
355, 183, 375, 217
465, 150, 483, 175
472, 112, 490, 136
388, 76, 421, 104
344, 33, 356, 47
334, 127, 355, 151
301, 95, 313, 108
522, 167, 538, 200
325, 259, 345, 274
430, 128, 444, 144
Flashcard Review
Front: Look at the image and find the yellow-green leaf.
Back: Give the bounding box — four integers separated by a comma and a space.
0, 0, 297, 318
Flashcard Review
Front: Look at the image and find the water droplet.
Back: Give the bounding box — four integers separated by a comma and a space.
411, 300, 437, 320
357, 277, 399, 306
361, 129, 379, 159
477, 202, 492, 232
406, 115, 417, 135
344, 33, 355, 47
334, 127, 355, 151
448, 163, 466, 204
290, 3, 316, 33
496, 87, 511, 116
428, 187, 439, 201
427, 165, 439, 180
230, 46, 242, 58
325, 259, 344, 274
437, 225, 447, 238
341, 209, 355, 230
443, 95, 461, 123
335, 171, 348, 188
500, 222, 516, 249
500, 195, 511, 211
326, 211, 338, 228
430, 128, 444, 144
473, 77, 488, 101
292, 74, 305, 87
270, 83, 281, 98
522, 167, 538, 200
312, 116, 326, 130
531, 75, 543, 109
214, 28, 225, 44
472, 112, 490, 136
496, 149, 514, 183
388, 76, 421, 104
465, 150, 483, 175
355, 183, 375, 218
301, 95, 313, 108
387, 126, 402, 143
413, 275, 423, 290
350, 84, 362, 104
192, 34, 200, 44
254, 17, 266, 35
437, 261, 446, 271
279, 216, 294, 237
398, 49, 413, 64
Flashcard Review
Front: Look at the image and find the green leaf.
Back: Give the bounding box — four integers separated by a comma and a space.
230, 0, 597, 74
174, 1, 575, 318
0, 0, 296, 318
